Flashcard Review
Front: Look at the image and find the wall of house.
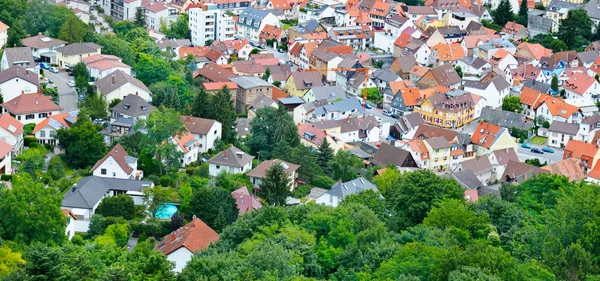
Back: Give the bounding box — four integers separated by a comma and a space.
104, 83, 152, 102
93, 155, 132, 179
0, 30, 7, 49
65, 216, 76, 240
90, 66, 131, 80
57, 50, 101, 68
315, 193, 341, 207
167, 247, 194, 273
0, 129, 21, 152
12, 110, 60, 126
0, 78, 38, 102
209, 163, 240, 177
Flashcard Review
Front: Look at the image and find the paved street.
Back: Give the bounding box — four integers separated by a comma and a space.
45, 70, 78, 112
516, 146, 563, 164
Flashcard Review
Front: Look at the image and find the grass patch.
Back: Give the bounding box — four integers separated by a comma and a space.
283, 24, 291, 30
530, 136, 547, 145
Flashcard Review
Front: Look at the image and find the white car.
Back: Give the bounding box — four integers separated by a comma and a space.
49, 67, 59, 73
67, 80, 75, 87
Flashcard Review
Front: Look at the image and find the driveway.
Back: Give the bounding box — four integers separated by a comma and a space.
44, 70, 78, 112
516, 146, 563, 164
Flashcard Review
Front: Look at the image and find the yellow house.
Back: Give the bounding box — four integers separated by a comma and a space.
418, 17, 445, 31
285, 71, 323, 97
422, 136, 452, 172
471, 121, 518, 156
415, 90, 482, 129
55, 42, 102, 68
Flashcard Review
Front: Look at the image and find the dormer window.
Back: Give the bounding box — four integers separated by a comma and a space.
141, 105, 147, 111
124, 104, 130, 110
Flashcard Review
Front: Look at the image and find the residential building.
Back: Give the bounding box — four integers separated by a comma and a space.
144, 2, 179, 30
544, 121, 578, 148
456, 156, 494, 185
55, 43, 102, 68
445, 170, 484, 199
297, 123, 344, 152
111, 94, 154, 120
536, 95, 582, 124
0, 47, 35, 71
429, 42, 465, 67
501, 159, 547, 184
172, 130, 200, 166
81, 54, 131, 80
0, 66, 39, 102
488, 147, 519, 181
479, 108, 533, 131
414, 90, 484, 128
247, 95, 277, 120
195, 63, 235, 82
21, 33, 67, 63
563, 139, 600, 172
101, 0, 141, 20
188, 4, 236, 47
229, 76, 273, 114
285, 71, 323, 97
91, 143, 141, 180
316, 178, 378, 207
181, 116, 222, 153
154, 217, 219, 272
236, 8, 280, 43
32, 111, 78, 145
62, 209, 78, 240
309, 98, 364, 122
0, 21, 7, 49
541, 157, 586, 181
501, 21, 528, 41
247, 159, 299, 189
463, 72, 511, 108
416, 64, 462, 89
208, 146, 254, 176
371, 143, 418, 168
231, 187, 262, 216
328, 25, 373, 50
303, 86, 345, 103
96, 70, 152, 102
310, 116, 381, 143
1, 93, 62, 125
0, 139, 13, 175
471, 121, 518, 156
62, 176, 153, 219
563, 72, 600, 101
0, 113, 23, 155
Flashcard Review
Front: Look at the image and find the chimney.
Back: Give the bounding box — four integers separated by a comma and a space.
192, 215, 197, 219
186, 116, 191, 122
25, 70, 28, 76
223, 150, 228, 159
38, 32, 41, 35
136, 91, 139, 96
111, 75, 115, 85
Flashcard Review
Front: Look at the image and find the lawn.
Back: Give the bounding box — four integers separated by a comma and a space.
530, 136, 547, 145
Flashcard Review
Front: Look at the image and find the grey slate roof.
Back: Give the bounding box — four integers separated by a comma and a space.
111, 94, 154, 117
314, 98, 364, 116
327, 178, 378, 199
208, 146, 254, 167
426, 136, 451, 149
548, 120, 579, 135
96, 70, 150, 96
479, 108, 533, 130
0, 65, 39, 86
523, 78, 551, 93
2, 47, 35, 68
578, 51, 598, 64
396, 113, 425, 133
62, 176, 152, 209
371, 143, 415, 167
493, 148, 519, 166
459, 156, 493, 176
585, 0, 600, 20
446, 169, 483, 190
371, 69, 400, 83
310, 86, 346, 102
238, 8, 271, 29
229, 76, 272, 89
249, 94, 277, 110
56, 42, 102, 56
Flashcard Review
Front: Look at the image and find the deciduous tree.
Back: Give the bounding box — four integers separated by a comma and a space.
56, 119, 106, 169
502, 95, 522, 113
190, 186, 238, 232
95, 195, 135, 220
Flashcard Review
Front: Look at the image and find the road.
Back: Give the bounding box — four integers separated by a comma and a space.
516, 146, 563, 164
45, 70, 78, 112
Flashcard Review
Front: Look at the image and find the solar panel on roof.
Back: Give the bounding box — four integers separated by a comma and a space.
7, 125, 16, 133
48, 118, 63, 129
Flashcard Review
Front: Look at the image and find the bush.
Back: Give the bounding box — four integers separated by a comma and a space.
95, 195, 135, 220
292, 184, 311, 198
23, 124, 35, 136
130, 219, 171, 238
160, 175, 175, 187
23, 136, 38, 147
87, 215, 127, 239
0, 174, 12, 181
311, 175, 335, 188
47, 156, 66, 181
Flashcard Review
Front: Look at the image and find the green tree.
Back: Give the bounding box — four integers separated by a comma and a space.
6, 19, 26, 47
149, 81, 181, 109
191, 87, 212, 118
95, 35, 135, 66
135, 53, 172, 85
71, 61, 89, 80
259, 163, 291, 206
170, 211, 186, 231
190, 186, 238, 232
209, 86, 238, 143
165, 13, 190, 39
47, 155, 66, 181
262, 67, 271, 81
551, 75, 559, 92
0, 246, 24, 276
448, 266, 501, 281
341, 189, 388, 222
558, 9, 593, 49
502, 95, 522, 113
493, 0, 514, 27
423, 199, 491, 239
81, 93, 109, 120
317, 138, 334, 174
57, 119, 106, 169
518, 0, 528, 26
250, 106, 300, 159
134, 7, 146, 27
112, 20, 135, 36
0, 174, 66, 245
329, 150, 362, 181
455, 66, 463, 78
95, 195, 135, 220
58, 16, 88, 43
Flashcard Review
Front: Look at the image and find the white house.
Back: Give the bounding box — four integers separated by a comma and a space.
0, 21, 8, 49
62, 209, 78, 240
32, 111, 78, 145
563, 72, 600, 101
144, 2, 179, 31
236, 7, 280, 43
81, 54, 132, 80
546, 121, 579, 148
207, 146, 254, 177
536, 96, 583, 124
154, 217, 219, 273
181, 116, 222, 153
188, 4, 236, 47
1, 93, 62, 125
0, 113, 23, 155
103, 0, 141, 20
246, 159, 299, 189
172, 130, 200, 166
309, 98, 365, 122
463, 72, 511, 108
0, 47, 35, 71
0, 139, 13, 175
316, 178, 378, 207
0, 65, 39, 102
91, 143, 141, 180
96, 70, 152, 102
21, 33, 67, 63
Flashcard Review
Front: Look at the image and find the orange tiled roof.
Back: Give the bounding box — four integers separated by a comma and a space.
0, 21, 8, 33
563, 72, 597, 96
408, 139, 430, 160
370, 1, 389, 17
590, 56, 600, 75
410, 65, 429, 77
356, 10, 372, 24
260, 24, 284, 40
400, 87, 422, 107
270, 0, 291, 9
471, 121, 501, 149
155, 217, 219, 255
502, 21, 526, 35
489, 49, 510, 65
0, 113, 23, 136
517, 42, 552, 60
173, 130, 197, 153
519, 87, 547, 108
564, 139, 599, 160
435, 42, 465, 61
178, 46, 210, 58
203, 82, 238, 91
588, 160, 600, 179
541, 157, 586, 182
32, 112, 74, 133
541, 96, 579, 118
394, 31, 412, 48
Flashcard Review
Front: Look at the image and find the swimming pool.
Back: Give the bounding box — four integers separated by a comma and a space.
155, 203, 178, 219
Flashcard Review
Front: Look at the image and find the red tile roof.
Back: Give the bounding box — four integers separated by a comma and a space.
173, 130, 197, 153
203, 81, 238, 91
471, 121, 501, 148
231, 186, 263, 215
2, 93, 62, 115
91, 143, 134, 175
0, 21, 8, 33
564, 140, 599, 160
155, 217, 219, 255
563, 72, 597, 96
0, 139, 12, 158
32, 112, 76, 133
541, 157, 586, 182
540, 96, 579, 119
0, 113, 23, 136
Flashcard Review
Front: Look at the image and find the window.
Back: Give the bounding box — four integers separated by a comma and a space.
214, 130, 217, 134
49, 131, 55, 138
40, 130, 46, 138
25, 114, 35, 120
112, 172, 116, 177
101, 169, 107, 175
216, 165, 220, 169
39, 113, 48, 118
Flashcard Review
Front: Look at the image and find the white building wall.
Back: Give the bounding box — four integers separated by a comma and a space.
92, 155, 132, 179
0, 29, 7, 49
14, 110, 61, 126
89, 66, 132, 80
167, 247, 194, 273
104, 83, 152, 102
0, 78, 38, 102
315, 193, 340, 207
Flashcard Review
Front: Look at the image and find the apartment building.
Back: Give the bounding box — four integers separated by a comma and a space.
188, 4, 235, 47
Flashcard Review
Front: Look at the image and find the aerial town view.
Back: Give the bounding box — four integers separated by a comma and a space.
1, 0, 600, 278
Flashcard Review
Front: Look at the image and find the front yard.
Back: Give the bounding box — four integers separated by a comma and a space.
530, 136, 547, 145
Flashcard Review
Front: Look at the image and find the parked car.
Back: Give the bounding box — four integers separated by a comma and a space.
257, 44, 266, 49
49, 67, 59, 73
365, 103, 372, 109
67, 70, 73, 76
249, 42, 257, 47
521, 143, 531, 149
382, 110, 391, 116
542, 147, 554, 153
278, 48, 284, 53
295, 179, 306, 184
531, 148, 544, 154
40, 62, 50, 70
390, 114, 400, 119
67, 80, 75, 87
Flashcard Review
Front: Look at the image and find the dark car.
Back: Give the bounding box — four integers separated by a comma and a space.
390, 114, 400, 119
257, 44, 266, 49
531, 148, 544, 154
278, 48, 284, 53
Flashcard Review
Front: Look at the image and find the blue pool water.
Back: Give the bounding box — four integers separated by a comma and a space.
155, 203, 178, 219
